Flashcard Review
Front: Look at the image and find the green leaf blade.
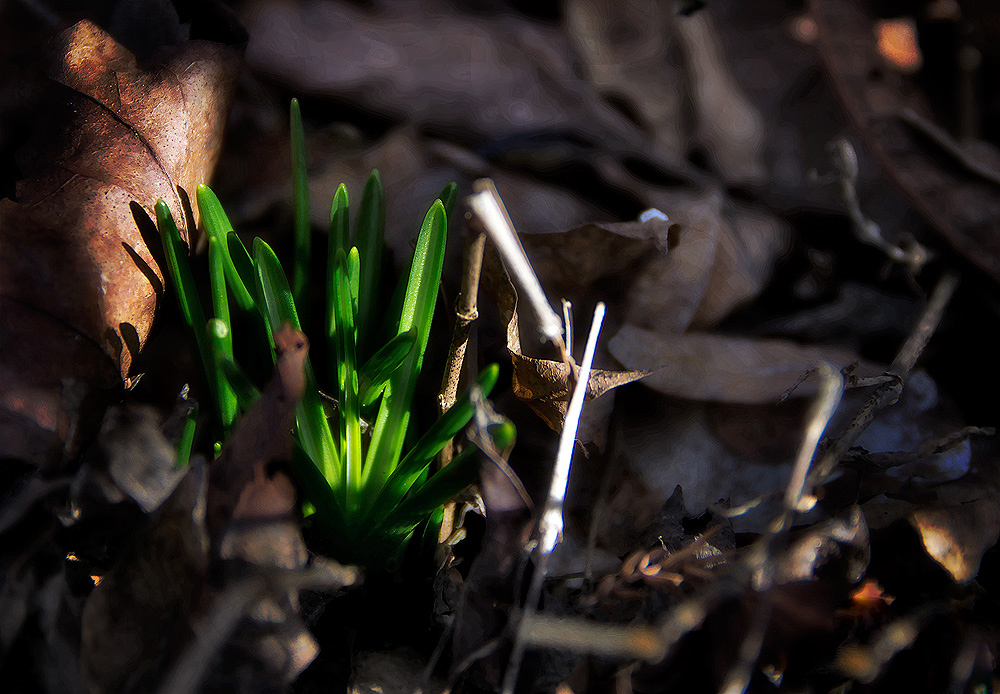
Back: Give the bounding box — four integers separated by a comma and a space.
362, 199, 447, 497
327, 184, 350, 352
254, 237, 341, 490
355, 170, 385, 355
156, 200, 209, 368
206, 315, 238, 431
290, 98, 311, 308
196, 184, 255, 312
366, 363, 498, 514
358, 328, 417, 409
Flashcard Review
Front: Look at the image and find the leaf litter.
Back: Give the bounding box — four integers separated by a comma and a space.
3, 1, 1000, 693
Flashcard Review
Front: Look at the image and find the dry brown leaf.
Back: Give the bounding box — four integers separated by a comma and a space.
80, 465, 209, 694
674, 10, 767, 184
0, 21, 240, 467
565, 0, 686, 160
481, 241, 647, 440
205, 325, 315, 688
691, 201, 791, 328
519, 215, 675, 296
910, 495, 1000, 585
244, 0, 644, 153
624, 190, 790, 334
208, 325, 307, 570
609, 325, 879, 404
624, 193, 722, 334
80, 324, 313, 693
510, 351, 648, 433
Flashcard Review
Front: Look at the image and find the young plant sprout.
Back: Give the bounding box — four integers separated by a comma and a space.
156, 99, 501, 567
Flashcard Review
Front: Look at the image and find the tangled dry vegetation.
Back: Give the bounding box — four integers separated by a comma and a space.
2, 1, 1000, 693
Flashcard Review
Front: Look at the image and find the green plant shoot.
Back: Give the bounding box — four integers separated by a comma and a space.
154, 101, 504, 567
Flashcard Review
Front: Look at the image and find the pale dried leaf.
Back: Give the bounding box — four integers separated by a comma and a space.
609, 325, 879, 404
675, 10, 767, 184
911, 496, 1000, 585
565, 0, 686, 159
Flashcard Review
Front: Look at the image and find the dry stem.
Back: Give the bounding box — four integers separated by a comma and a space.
435, 218, 488, 543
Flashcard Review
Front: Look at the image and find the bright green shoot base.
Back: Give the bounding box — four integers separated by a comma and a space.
155, 100, 498, 567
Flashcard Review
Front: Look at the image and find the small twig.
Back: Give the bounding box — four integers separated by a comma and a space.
501, 302, 606, 694
436, 220, 488, 543
781, 361, 844, 522
898, 108, 1000, 188
806, 270, 960, 488
466, 179, 568, 360
439, 224, 488, 417
826, 138, 933, 274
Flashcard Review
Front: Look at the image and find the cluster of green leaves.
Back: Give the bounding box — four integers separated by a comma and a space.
155, 99, 498, 566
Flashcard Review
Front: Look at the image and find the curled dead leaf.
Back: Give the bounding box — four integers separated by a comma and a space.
510, 350, 648, 433
481, 233, 648, 440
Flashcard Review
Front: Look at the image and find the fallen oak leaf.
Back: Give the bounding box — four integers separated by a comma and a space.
0, 20, 241, 467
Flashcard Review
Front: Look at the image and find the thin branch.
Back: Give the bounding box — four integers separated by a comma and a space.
501, 301, 605, 694
806, 270, 960, 488
825, 138, 933, 274
436, 219, 488, 542
898, 107, 1000, 188
466, 179, 567, 358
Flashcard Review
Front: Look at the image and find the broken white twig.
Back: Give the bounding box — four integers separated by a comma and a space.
501, 301, 606, 694
466, 179, 566, 349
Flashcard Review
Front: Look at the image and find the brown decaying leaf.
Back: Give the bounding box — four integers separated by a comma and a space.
80, 464, 209, 694
673, 9, 767, 185
208, 325, 308, 569
205, 325, 313, 688
624, 189, 790, 334
510, 351, 648, 433
243, 0, 644, 154
625, 193, 721, 335
481, 239, 647, 439
811, 0, 1000, 283
81, 326, 315, 692
565, 0, 687, 160
0, 21, 240, 467
609, 325, 880, 404
517, 216, 673, 294
910, 494, 1000, 585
